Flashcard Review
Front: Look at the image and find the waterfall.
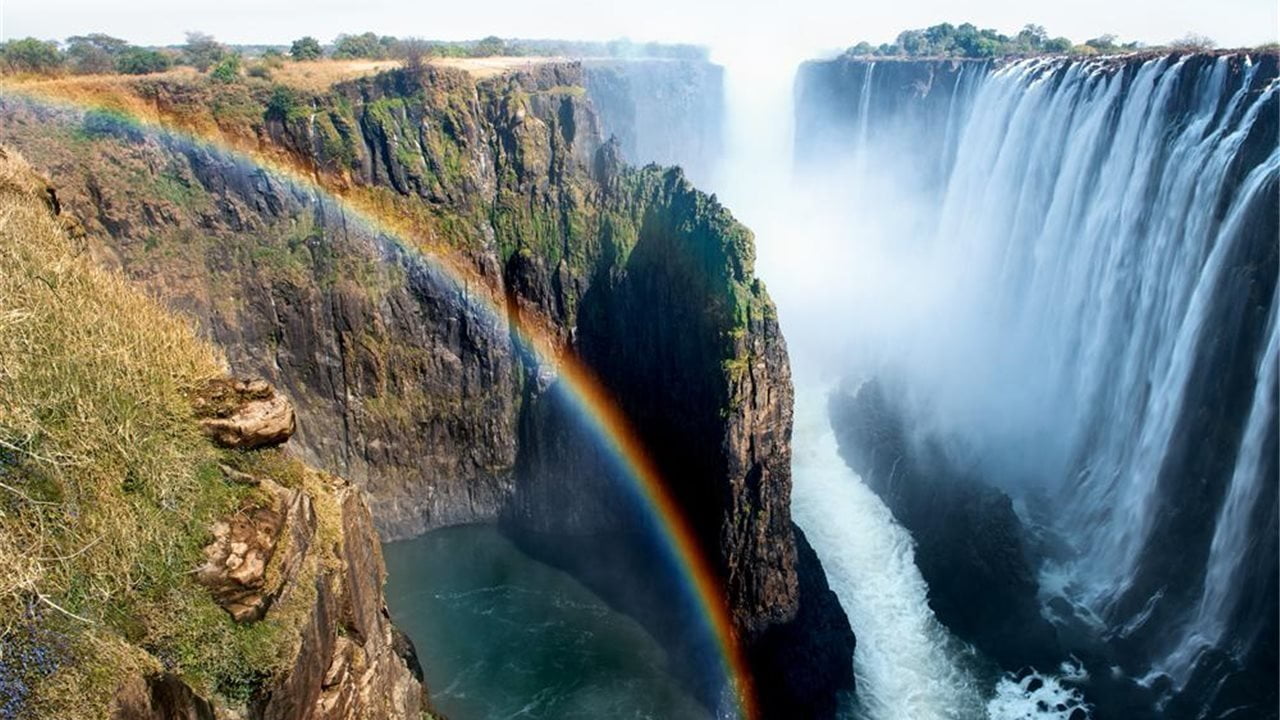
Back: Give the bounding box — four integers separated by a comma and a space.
795, 50, 1278, 700
854, 62, 875, 176
711, 45, 1001, 720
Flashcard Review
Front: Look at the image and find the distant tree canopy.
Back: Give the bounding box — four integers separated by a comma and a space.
0, 38, 63, 73
115, 47, 172, 75
183, 31, 226, 71
332, 32, 396, 59
0, 32, 711, 77
846, 23, 1143, 58
290, 36, 323, 61
65, 33, 128, 73
1169, 33, 1217, 51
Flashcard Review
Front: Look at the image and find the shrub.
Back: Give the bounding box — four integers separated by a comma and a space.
471, 35, 507, 57
1043, 37, 1073, 53
0, 38, 64, 74
394, 37, 432, 72
290, 36, 323, 61
265, 85, 303, 121
115, 47, 171, 75
209, 54, 241, 83
331, 31, 393, 59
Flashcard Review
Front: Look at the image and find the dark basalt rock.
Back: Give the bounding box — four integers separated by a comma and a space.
747, 525, 856, 718
829, 379, 1060, 670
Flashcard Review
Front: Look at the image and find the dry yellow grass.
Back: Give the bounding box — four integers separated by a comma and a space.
0, 147, 326, 717
266, 58, 400, 90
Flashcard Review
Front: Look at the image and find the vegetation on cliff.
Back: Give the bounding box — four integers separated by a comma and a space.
0, 56, 853, 716
843, 21, 1234, 59
0, 28, 706, 82
0, 147, 423, 719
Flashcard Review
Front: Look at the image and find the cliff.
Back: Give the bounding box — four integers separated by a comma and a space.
0, 61, 854, 717
794, 56, 984, 194
0, 148, 427, 719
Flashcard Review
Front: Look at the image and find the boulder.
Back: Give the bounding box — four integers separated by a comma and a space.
195, 481, 315, 623
193, 378, 296, 450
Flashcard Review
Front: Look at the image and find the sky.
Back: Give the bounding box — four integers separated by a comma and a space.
3, 0, 1276, 53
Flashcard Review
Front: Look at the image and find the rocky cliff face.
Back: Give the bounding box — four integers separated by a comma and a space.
115, 457, 431, 720
0, 60, 853, 718
0, 150, 426, 720
794, 56, 984, 195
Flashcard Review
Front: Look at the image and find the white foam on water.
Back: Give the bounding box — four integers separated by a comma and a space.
789, 382, 989, 720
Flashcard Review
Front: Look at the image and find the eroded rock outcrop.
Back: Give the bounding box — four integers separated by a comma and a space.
194, 378, 297, 450
113, 378, 429, 719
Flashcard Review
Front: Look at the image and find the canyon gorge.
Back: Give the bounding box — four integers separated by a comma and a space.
0, 36, 1275, 720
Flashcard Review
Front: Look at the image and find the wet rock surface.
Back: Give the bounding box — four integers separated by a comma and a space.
829, 380, 1060, 670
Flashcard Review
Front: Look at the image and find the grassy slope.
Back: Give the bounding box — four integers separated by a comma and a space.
0, 147, 342, 718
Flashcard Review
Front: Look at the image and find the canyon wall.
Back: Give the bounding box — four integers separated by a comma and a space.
0, 60, 852, 718
0, 153, 427, 719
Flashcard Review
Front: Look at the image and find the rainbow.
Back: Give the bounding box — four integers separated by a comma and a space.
0, 78, 757, 719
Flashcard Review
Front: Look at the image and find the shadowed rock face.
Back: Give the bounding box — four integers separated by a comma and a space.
3, 62, 853, 718
829, 380, 1060, 670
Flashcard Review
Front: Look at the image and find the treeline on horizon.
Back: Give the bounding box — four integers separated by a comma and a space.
0, 31, 707, 77
846, 22, 1267, 59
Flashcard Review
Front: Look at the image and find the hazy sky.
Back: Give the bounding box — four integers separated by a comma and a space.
4, 0, 1276, 53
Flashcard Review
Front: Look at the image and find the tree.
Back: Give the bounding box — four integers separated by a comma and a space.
332, 32, 386, 59
471, 35, 507, 57
1085, 34, 1119, 52
1169, 33, 1216, 51
1016, 24, 1049, 50
896, 29, 927, 56
116, 47, 172, 75
394, 37, 432, 72
290, 36, 323, 61
924, 23, 957, 55
65, 33, 128, 74
183, 31, 226, 71
848, 41, 875, 56
1043, 36, 1073, 53
1, 38, 63, 74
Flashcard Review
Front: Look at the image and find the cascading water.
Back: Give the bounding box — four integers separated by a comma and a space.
792, 49, 1278, 715
708, 47, 1099, 720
